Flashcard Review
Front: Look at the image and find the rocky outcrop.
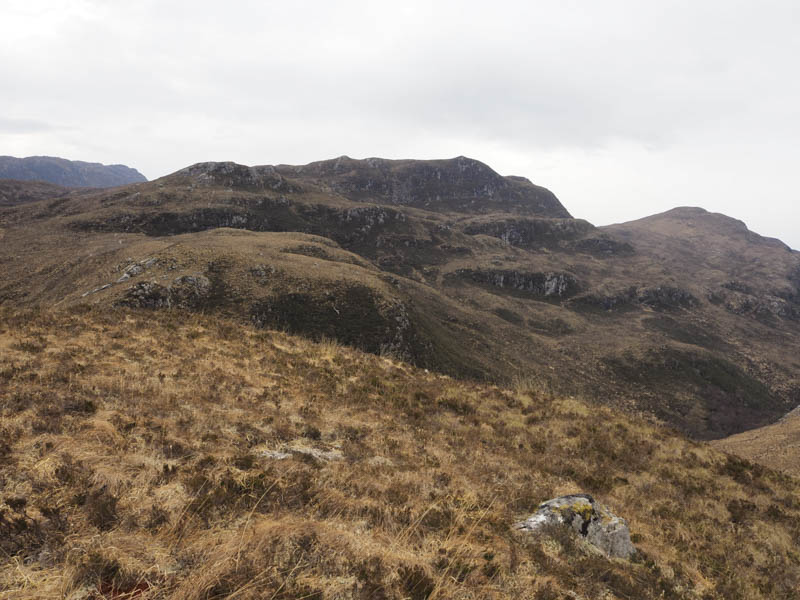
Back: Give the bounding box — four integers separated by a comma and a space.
173, 162, 295, 192
249, 283, 416, 359
571, 235, 635, 257
116, 281, 171, 309
117, 258, 159, 282
116, 275, 211, 309
170, 275, 212, 307
71, 201, 411, 254
637, 286, 699, 310
710, 283, 799, 322
275, 156, 572, 217
450, 269, 580, 299
572, 285, 698, 312
514, 494, 636, 559
463, 217, 593, 248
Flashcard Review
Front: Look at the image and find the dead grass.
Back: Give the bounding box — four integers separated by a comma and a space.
712, 410, 800, 477
0, 306, 799, 599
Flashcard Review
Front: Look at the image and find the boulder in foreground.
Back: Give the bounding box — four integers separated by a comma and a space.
514, 494, 636, 559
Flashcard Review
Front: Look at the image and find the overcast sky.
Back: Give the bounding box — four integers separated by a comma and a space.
2, 1, 799, 248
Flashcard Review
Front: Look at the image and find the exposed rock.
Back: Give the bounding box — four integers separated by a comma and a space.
571, 236, 635, 257
173, 161, 293, 192
570, 289, 637, 312
81, 283, 112, 297
463, 217, 594, 248
250, 264, 277, 284
637, 286, 698, 310
116, 275, 211, 309
117, 281, 171, 309
451, 269, 580, 299
117, 257, 158, 282
250, 283, 416, 359
275, 155, 572, 217
260, 450, 293, 460
712, 285, 799, 322
572, 285, 698, 312
169, 275, 211, 308
722, 280, 754, 294
514, 494, 636, 559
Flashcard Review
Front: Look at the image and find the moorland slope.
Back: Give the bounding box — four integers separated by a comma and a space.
0, 307, 798, 599
0, 157, 798, 440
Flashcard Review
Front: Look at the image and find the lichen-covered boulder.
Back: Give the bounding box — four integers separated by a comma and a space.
514, 494, 636, 559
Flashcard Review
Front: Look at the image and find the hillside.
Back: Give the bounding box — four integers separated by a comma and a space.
0, 156, 146, 188
1, 307, 798, 599
712, 407, 800, 477
0, 156, 798, 440
0, 180, 75, 208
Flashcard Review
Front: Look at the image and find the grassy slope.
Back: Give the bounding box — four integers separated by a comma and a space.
712, 410, 800, 477
1, 308, 799, 599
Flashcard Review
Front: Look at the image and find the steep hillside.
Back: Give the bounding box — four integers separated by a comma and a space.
1, 307, 798, 599
0, 156, 146, 188
0, 157, 798, 439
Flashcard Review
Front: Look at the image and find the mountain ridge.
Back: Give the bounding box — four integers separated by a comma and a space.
172, 156, 570, 217
0, 155, 147, 188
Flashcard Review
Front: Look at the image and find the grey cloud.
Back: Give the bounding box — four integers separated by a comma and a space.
0, 117, 60, 134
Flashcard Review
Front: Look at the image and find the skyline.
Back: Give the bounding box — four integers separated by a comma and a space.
2, 0, 799, 248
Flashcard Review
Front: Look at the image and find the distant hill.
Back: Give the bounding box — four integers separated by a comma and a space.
0, 155, 146, 188
0, 179, 74, 207
0, 155, 798, 440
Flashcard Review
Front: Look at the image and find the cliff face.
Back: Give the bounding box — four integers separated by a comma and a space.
1, 157, 799, 440
0, 155, 146, 188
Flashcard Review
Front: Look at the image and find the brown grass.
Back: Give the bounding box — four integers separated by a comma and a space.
1, 306, 799, 599
712, 409, 800, 477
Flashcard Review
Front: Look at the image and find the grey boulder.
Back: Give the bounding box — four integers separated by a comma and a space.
514, 494, 636, 559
